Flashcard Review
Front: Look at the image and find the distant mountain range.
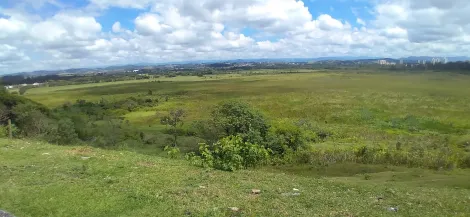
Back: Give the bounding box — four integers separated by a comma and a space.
4, 56, 469, 76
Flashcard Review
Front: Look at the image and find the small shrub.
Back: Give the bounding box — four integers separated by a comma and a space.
192, 135, 270, 171
267, 119, 317, 156
164, 146, 181, 159
0, 125, 8, 138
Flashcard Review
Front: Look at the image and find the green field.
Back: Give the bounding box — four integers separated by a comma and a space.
1, 139, 470, 216
25, 71, 470, 151
3, 70, 470, 216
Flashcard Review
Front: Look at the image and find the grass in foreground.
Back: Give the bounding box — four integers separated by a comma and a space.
1, 139, 469, 217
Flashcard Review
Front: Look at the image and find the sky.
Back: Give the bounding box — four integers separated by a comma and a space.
1, 0, 470, 73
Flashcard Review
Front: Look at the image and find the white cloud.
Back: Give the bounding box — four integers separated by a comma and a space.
134, 13, 167, 36
0, 44, 29, 62
112, 22, 121, 33
89, 0, 153, 9
317, 14, 347, 30
356, 18, 366, 26
1, 0, 470, 73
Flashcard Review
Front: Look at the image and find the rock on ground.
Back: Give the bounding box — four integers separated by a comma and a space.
0, 210, 15, 217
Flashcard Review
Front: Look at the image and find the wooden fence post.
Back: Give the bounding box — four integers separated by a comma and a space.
8, 119, 12, 139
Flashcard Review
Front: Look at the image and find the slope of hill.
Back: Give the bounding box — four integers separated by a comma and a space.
1, 139, 469, 217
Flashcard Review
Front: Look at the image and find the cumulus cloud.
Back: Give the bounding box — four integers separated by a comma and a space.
0, 44, 29, 62
0, 0, 469, 73
112, 22, 121, 33
373, 0, 470, 43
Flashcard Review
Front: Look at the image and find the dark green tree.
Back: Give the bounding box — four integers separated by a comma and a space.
57, 118, 79, 145
19, 86, 31, 95
160, 108, 185, 147
210, 100, 269, 145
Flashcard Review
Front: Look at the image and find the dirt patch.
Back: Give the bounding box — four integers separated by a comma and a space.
65, 147, 94, 155
137, 161, 156, 167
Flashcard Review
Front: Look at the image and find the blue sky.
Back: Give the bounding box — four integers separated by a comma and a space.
0, 0, 469, 73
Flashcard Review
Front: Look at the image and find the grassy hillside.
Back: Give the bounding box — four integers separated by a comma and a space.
1, 139, 470, 217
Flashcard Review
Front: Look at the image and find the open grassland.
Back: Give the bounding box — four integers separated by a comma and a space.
25, 71, 470, 154
1, 139, 470, 217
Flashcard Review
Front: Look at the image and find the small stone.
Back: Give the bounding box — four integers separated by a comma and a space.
42, 153, 50, 155
228, 207, 240, 212
199, 185, 206, 189
0, 210, 15, 217
293, 188, 300, 192
251, 189, 261, 194
281, 192, 301, 197
81, 157, 90, 160
388, 207, 398, 212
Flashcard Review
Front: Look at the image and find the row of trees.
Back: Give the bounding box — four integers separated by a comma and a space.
0, 88, 169, 147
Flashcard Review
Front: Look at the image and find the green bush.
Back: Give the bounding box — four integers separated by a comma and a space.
211, 101, 269, 144
0, 125, 8, 138
191, 120, 225, 145
164, 146, 181, 159
56, 118, 79, 145
266, 119, 317, 156
191, 135, 270, 171
12, 103, 56, 138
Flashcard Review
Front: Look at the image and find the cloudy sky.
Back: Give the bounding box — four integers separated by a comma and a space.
1, 0, 469, 73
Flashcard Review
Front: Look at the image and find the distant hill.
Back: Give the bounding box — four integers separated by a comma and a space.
3, 56, 468, 76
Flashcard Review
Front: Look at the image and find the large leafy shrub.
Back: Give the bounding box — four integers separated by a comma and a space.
211, 101, 270, 144
56, 118, 79, 145
191, 135, 270, 171
267, 119, 316, 155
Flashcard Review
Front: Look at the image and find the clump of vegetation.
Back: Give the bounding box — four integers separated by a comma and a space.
266, 119, 316, 156
188, 101, 316, 170
188, 135, 270, 171
210, 100, 270, 144
160, 108, 185, 147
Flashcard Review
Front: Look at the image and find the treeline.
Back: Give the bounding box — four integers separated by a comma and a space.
0, 88, 167, 147
428, 61, 470, 73
1, 74, 82, 85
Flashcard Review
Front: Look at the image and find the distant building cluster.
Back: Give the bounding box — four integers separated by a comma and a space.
377, 60, 396, 65
431, 57, 448, 65
4, 82, 43, 90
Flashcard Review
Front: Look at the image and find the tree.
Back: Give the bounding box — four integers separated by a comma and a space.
19, 86, 31, 95
57, 118, 78, 145
160, 108, 185, 147
210, 100, 269, 145
0, 104, 10, 124
12, 103, 54, 138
